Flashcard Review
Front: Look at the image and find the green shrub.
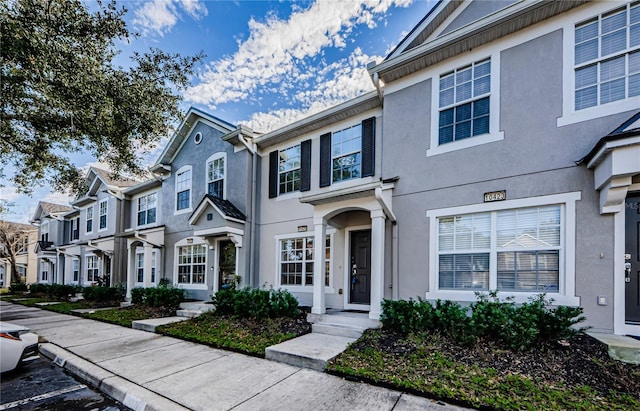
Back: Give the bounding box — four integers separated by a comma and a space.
28, 283, 48, 295
131, 285, 185, 310
381, 292, 587, 350
9, 282, 28, 293
82, 284, 125, 303
47, 284, 82, 300
211, 287, 299, 318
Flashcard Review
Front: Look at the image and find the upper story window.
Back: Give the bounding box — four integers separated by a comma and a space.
86, 206, 93, 233
279, 145, 301, 194
70, 217, 79, 241
176, 166, 192, 212
206, 153, 225, 199
41, 221, 49, 242
137, 193, 157, 226
332, 124, 362, 183
99, 200, 108, 230
17, 235, 28, 254
438, 59, 491, 145
574, 3, 640, 110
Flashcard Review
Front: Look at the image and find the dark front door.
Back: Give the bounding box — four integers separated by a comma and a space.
218, 240, 237, 290
626, 195, 640, 324
350, 230, 371, 304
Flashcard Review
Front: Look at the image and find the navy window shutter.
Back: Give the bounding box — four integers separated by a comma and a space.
319, 132, 332, 187
268, 150, 278, 198
300, 139, 311, 192
361, 117, 375, 177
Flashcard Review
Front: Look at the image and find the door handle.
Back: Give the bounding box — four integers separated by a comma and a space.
625, 262, 632, 283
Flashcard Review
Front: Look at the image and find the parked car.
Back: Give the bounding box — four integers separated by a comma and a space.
0, 322, 39, 373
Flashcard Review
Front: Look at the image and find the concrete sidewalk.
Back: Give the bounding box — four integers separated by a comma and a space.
0, 301, 466, 411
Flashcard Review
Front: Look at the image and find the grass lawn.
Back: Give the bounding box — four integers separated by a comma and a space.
327, 330, 640, 411
83, 306, 174, 327
157, 310, 311, 357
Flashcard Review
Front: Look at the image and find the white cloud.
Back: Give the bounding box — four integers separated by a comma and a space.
133, 0, 208, 36
186, 0, 412, 109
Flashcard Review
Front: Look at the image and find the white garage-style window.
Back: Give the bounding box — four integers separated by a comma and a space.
276, 233, 332, 289
174, 238, 206, 288
427, 192, 581, 305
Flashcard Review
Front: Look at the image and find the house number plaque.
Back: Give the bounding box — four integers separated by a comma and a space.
484, 190, 506, 202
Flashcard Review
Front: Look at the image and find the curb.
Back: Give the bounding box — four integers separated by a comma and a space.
39, 343, 189, 411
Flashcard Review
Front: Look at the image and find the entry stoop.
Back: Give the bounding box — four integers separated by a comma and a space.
265, 310, 381, 371
265, 333, 357, 371
132, 301, 215, 332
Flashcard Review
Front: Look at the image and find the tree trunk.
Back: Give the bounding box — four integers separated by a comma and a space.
9, 256, 22, 283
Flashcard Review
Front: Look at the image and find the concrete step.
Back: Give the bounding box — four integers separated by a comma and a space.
308, 312, 381, 330
132, 316, 188, 332
312, 323, 365, 339
179, 301, 215, 312
176, 309, 204, 318
265, 333, 356, 371
588, 332, 640, 365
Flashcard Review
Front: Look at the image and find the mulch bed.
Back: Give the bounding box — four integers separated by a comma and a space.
348, 330, 640, 399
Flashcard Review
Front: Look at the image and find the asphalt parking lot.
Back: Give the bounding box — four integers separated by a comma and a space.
0, 356, 127, 410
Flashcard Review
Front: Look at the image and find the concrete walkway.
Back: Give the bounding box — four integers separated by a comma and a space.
0, 301, 466, 411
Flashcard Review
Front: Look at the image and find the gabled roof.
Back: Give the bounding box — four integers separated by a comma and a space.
72, 166, 141, 206
0, 220, 36, 232
30, 201, 73, 223
370, 0, 587, 83
254, 91, 380, 149
580, 111, 640, 167
189, 194, 246, 225
151, 107, 236, 171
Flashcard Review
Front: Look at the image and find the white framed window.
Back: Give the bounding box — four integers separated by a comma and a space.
41, 221, 49, 242
426, 192, 581, 306
86, 255, 99, 282
574, 3, 639, 111
277, 234, 331, 288
137, 192, 157, 226
176, 243, 206, 286
40, 261, 49, 282
279, 145, 301, 194
151, 250, 158, 283
86, 206, 93, 233
175, 166, 192, 212
135, 250, 144, 283
70, 217, 79, 241
428, 53, 503, 157
72, 258, 79, 283
194, 131, 203, 145
99, 200, 108, 230
206, 153, 226, 199
559, 1, 640, 126
332, 124, 362, 183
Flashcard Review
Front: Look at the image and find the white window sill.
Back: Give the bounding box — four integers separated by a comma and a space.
425, 290, 580, 307
276, 192, 301, 201
279, 285, 335, 294
174, 208, 192, 215
557, 98, 640, 127
427, 131, 504, 157
177, 283, 207, 290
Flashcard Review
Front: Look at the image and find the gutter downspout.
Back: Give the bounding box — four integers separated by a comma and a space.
238, 133, 258, 288
367, 62, 384, 107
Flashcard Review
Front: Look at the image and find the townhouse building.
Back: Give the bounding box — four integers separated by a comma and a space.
0, 221, 38, 286
26, 0, 639, 337
31, 201, 73, 284
148, 108, 256, 301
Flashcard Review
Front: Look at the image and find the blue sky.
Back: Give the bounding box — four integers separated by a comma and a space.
1, 0, 435, 223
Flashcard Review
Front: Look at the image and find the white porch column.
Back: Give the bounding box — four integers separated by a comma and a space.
143, 244, 153, 288
370, 209, 386, 320
126, 245, 133, 298
312, 217, 327, 315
